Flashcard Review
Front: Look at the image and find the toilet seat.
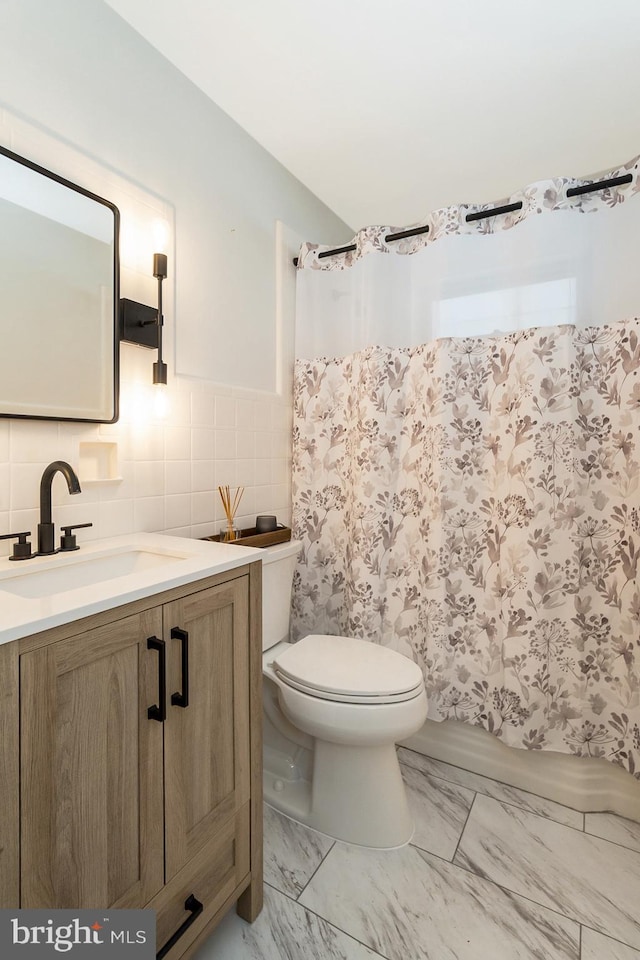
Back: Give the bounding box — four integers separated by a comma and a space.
272, 670, 425, 704
272, 634, 424, 705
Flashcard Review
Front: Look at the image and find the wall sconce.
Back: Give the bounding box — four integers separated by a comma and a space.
152, 253, 167, 386
120, 253, 168, 389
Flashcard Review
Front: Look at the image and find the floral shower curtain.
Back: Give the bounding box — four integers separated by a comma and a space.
291, 155, 640, 778
291, 321, 640, 777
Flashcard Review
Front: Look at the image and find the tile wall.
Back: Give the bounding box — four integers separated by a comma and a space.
0, 365, 293, 558
0, 109, 295, 558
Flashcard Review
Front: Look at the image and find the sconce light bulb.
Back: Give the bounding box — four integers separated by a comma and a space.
151, 219, 170, 255
153, 381, 170, 420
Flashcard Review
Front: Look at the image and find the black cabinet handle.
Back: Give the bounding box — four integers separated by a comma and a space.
147, 636, 166, 722
156, 894, 203, 959
170, 627, 189, 709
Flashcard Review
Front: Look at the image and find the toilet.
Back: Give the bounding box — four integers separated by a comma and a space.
261, 539, 428, 848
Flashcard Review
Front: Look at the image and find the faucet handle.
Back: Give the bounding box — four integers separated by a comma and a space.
0, 531, 33, 561
60, 523, 93, 552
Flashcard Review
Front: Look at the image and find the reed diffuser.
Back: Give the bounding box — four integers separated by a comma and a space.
218, 485, 244, 542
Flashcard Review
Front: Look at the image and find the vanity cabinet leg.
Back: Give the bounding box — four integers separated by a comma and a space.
236, 876, 263, 923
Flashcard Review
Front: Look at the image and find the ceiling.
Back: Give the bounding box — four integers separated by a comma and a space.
105, 0, 640, 231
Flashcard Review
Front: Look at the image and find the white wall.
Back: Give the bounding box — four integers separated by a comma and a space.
0, 0, 350, 555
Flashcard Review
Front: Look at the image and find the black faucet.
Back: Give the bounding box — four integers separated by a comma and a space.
37, 461, 82, 556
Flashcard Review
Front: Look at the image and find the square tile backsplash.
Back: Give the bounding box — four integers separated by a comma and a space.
0, 375, 293, 558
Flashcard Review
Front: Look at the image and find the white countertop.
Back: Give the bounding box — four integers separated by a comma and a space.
0, 532, 262, 646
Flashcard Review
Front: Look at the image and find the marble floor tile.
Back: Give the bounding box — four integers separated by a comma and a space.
263, 803, 334, 898
299, 840, 579, 960
401, 761, 474, 860
581, 928, 640, 960
398, 747, 583, 829
584, 812, 640, 854
194, 884, 384, 960
454, 794, 640, 950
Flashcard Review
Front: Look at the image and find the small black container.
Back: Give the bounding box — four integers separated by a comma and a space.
255, 515, 277, 534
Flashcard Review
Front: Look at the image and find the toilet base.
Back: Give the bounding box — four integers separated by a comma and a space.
263, 739, 414, 849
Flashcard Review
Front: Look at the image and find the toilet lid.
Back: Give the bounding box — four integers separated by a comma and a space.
273, 634, 424, 701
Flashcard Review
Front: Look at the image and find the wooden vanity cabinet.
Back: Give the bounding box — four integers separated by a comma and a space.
1, 560, 262, 960
21, 606, 165, 909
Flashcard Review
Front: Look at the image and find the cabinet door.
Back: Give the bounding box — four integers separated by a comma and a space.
0, 642, 19, 908
21, 610, 165, 909
163, 577, 250, 880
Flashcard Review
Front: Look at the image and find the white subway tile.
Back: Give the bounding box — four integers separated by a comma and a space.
99, 499, 134, 537
238, 486, 256, 520
255, 430, 272, 459
0, 464, 9, 511
10, 421, 60, 462
270, 401, 290, 432
167, 388, 192, 426
272, 483, 290, 510
236, 459, 256, 487
0, 511, 11, 556
165, 460, 191, 495
234, 512, 253, 532
134, 497, 165, 533
8, 508, 39, 541
57, 426, 99, 467
128, 423, 165, 461
192, 521, 215, 540
215, 395, 236, 428
165, 494, 191, 529
236, 399, 255, 430
254, 401, 270, 431
255, 485, 278, 513
191, 391, 215, 426
98, 463, 135, 500
100, 426, 135, 461
164, 525, 192, 539
270, 458, 289, 485
0, 422, 9, 460
273, 431, 290, 458
192, 460, 215, 493
215, 430, 236, 460
191, 491, 216, 526
9, 463, 42, 511
165, 426, 191, 460
255, 461, 271, 485
236, 430, 255, 459
192, 428, 215, 460
135, 461, 165, 498
215, 461, 237, 488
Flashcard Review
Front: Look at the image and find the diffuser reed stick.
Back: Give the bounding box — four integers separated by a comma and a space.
218, 485, 244, 541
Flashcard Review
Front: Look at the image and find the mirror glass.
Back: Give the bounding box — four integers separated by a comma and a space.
0, 147, 119, 422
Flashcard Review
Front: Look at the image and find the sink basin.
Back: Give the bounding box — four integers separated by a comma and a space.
0, 549, 186, 599
0, 531, 262, 646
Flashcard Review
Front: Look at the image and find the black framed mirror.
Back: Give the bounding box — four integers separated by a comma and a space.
0, 146, 119, 422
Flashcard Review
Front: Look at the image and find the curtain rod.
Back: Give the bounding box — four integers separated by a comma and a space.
566, 172, 632, 197
292, 173, 633, 267
292, 224, 430, 267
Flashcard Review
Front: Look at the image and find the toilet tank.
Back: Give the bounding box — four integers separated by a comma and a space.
260, 539, 302, 651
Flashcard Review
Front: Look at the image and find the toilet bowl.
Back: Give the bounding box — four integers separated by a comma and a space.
260, 540, 428, 848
